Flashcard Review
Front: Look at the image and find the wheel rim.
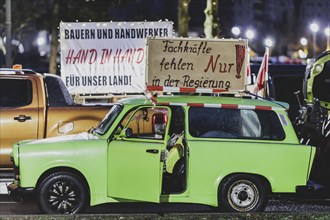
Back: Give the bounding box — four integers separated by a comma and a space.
46, 180, 80, 214
227, 179, 259, 212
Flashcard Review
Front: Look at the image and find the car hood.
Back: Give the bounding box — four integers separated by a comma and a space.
17, 132, 99, 146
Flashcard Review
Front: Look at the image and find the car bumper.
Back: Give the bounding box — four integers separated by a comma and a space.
7, 181, 22, 200
7, 181, 33, 202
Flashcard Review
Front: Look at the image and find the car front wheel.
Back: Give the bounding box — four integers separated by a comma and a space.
36, 171, 89, 214
218, 174, 268, 212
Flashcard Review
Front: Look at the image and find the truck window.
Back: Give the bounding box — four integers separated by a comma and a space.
0, 79, 32, 107
188, 107, 285, 140
44, 74, 75, 107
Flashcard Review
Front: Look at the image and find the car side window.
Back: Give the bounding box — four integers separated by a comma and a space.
189, 107, 285, 140
0, 79, 32, 107
118, 107, 169, 140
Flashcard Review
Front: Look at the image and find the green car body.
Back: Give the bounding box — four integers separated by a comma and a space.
9, 95, 315, 214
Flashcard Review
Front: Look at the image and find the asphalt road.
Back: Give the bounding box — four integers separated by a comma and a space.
0, 194, 329, 215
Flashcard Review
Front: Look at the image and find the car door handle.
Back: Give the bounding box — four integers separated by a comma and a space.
146, 149, 159, 154
14, 115, 32, 122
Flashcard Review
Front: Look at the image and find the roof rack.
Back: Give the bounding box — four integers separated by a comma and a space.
0, 68, 37, 75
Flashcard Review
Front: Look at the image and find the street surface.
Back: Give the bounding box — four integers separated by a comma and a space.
0, 194, 329, 215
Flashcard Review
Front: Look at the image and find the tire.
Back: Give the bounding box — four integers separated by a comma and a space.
218, 174, 268, 212
36, 171, 89, 214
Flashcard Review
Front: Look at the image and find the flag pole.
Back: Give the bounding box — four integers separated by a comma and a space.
263, 47, 269, 98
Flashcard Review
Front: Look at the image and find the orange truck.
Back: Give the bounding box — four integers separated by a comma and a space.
0, 68, 110, 173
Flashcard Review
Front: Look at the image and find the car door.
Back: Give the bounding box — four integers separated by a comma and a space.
107, 106, 169, 202
0, 77, 40, 168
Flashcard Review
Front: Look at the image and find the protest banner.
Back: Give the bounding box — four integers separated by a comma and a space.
60, 21, 173, 94
146, 38, 248, 93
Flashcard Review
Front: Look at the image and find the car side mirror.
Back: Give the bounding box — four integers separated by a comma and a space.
120, 127, 133, 138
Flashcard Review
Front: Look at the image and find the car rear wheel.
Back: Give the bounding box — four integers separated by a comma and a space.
218, 174, 268, 212
36, 171, 89, 214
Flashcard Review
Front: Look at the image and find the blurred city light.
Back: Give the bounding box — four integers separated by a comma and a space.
37, 37, 45, 46
300, 37, 308, 46
298, 49, 307, 59
300, 37, 308, 57
231, 26, 240, 37
310, 23, 319, 33
264, 38, 273, 47
325, 27, 330, 36
325, 27, 330, 50
245, 29, 255, 40
3, 37, 24, 54
310, 23, 319, 57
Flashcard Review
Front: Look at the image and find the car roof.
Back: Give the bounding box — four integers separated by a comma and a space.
119, 95, 288, 110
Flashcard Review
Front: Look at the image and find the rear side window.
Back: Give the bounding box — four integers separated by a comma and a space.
0, 79, 32, 107
189, 107, 285, 140
45, 75, 75, 107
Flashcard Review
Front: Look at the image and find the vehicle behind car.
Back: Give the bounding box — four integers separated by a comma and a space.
0, 68, 110, 172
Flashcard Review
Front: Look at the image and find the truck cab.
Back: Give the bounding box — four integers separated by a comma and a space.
0, 68, 110, 171
0, 69, 45, 169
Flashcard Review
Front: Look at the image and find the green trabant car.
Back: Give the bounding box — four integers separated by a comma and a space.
8, 95, 315, 214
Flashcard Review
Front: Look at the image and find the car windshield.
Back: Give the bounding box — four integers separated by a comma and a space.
95, 104, 123, 135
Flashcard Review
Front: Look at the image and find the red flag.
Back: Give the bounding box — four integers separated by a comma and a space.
246, 49, 251, 85
246, 48, 251, 77
254, 47, 269, 94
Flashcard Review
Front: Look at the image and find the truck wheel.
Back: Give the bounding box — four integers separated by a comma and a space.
36, 171, 89, 214
218, 174, 268, 212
